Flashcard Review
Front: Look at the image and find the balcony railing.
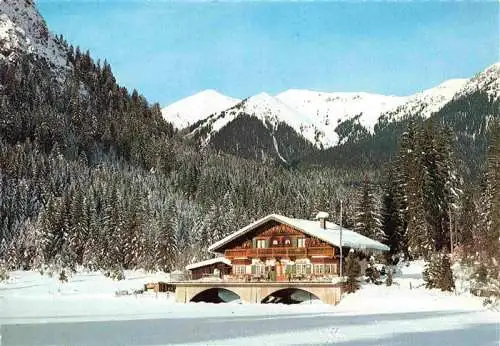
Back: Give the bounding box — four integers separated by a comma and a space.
225, 246, 334, 259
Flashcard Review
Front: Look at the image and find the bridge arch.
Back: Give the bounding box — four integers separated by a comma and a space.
261, 288, 320, 304
190, 287, 242, 303
175, 283, 342, 305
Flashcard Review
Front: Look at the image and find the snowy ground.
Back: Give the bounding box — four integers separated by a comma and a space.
0, 263, 498, 346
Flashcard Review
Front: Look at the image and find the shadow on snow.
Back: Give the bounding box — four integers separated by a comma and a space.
261, 288, 320, 304
2, 310, 494, 346
190, 288, 241, 303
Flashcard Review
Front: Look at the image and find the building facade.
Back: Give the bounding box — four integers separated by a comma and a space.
187, 213, 389, 282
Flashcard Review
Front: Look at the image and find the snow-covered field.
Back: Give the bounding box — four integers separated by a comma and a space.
0, 262, 498, 346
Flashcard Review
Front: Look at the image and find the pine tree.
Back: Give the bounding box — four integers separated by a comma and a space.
456, 188, 478, 250
24, 217, 46, 271
354, 177, 382, 240
439, 253, 455, 292
154, 210, 177, 272
206, 202, 226, 243
82, 193, 99, 270
421, 124, 460, 253
123, 190, 145, 268
477, 120, 500, 268
344, 251, 361, 293
381, 167, 404, 258
397, 121, 432, 258
423, 252, 455, 291
69, 186, 86, 265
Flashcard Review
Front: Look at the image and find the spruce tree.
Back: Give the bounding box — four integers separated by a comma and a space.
344, 251, 361, 293
478, 120, 500, 268
421, 124, 460, 253
423, 252, 455, 291
457, 188, 478, 250
438, 253, 455, 292
354, 177, 382, 240
381, 167, 404, 258
397, 121, 432, 258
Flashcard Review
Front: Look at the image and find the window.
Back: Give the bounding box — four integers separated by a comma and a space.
296, 263, 311, 275
256, 239, 266, 248
323, 264, 337, 275
314, 264, 325, 275
251, 264, 265, 276
272, 239, 279, 246
284, 239, 291, 245
233, 265, 246, 275
255, 264, 266, 276
297, 238, 306, 248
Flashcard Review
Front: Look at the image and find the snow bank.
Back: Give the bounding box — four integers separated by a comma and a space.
1, 264, 498, 346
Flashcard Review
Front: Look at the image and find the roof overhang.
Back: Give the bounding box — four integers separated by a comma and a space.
185, 257, 231, 271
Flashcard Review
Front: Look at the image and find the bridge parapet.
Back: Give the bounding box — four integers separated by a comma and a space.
173, 281, 343, 305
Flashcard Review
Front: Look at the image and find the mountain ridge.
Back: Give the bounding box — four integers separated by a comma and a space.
161, 89, 240, 130
174, 67, 496, 151
176, 63, 498, 167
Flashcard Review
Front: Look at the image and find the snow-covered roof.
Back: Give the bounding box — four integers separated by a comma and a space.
208, 214, 389, 253
315, 211, 329, 219
185, 257, 231, 271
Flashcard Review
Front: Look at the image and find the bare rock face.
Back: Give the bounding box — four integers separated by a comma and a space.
0, 0, 68, 71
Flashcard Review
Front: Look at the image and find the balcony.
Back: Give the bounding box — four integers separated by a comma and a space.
225, 246, 334, 259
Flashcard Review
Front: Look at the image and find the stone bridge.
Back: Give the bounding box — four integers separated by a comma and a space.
173, 281, 343, 305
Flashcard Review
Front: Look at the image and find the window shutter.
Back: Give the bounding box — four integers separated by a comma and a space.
292, 238, 298, 247
306, 264, 312, 274
251, 265, 256, 275
265, 239, 269, 248
252, 238, 257, 248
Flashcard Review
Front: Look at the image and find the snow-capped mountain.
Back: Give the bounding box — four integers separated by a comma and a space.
187, 92, 320, 146
276, 90, 408, 147
0, 0, 68, 71
378, 78, 468, 126
161, 90, 240, 130
180, 62, 498, 163
184, 75, 475, 149
455, 62, 500, 101
175, 90, 409, 148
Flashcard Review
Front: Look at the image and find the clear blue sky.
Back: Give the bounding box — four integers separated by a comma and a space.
37, 1, 499, 106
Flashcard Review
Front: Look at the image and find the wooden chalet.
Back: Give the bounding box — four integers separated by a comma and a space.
186, 213, 389, 282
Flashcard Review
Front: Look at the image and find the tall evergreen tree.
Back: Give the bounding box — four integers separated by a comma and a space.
477, 120, 500, 266
397, 121, 432, 258
456, 187, 478, 250
381, 167, 404, 258
344, 251, 361, 293
421, 124, 460, 253
354, 177, 382, 240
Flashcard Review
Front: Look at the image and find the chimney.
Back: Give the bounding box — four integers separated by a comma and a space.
315, 211, 329, 229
